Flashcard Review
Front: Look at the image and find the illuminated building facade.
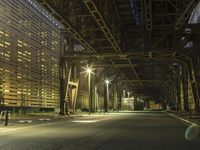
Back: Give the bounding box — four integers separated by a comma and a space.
0, 0, 60, 108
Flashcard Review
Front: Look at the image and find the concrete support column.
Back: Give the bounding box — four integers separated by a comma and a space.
173, 80, 178, 111
182, 66, 189, 111
104, 81, 108, 112
176, 78, 181, 112
59, 31, 67, 115
113, 82, 118, 111
170, 80, 176, 110
117, 82, 122, 111
90, 71, 96, 112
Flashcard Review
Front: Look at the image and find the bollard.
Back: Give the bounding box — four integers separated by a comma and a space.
5, 110, 9, 126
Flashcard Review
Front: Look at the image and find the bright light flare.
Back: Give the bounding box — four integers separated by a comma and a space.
82, 65, 94, 75
104, 79, 110, 85
86, 68, 92, 74
105, 80, 109, 84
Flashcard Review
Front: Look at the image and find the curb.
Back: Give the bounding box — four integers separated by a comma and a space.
166, 112, 198, 127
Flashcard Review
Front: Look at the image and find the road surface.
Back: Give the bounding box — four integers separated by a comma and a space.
0, 111, 199, 150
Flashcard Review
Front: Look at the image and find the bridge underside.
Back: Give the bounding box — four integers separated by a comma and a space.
0, 0, 199, 114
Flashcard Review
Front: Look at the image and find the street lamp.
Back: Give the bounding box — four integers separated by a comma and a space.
105, 79, 110, 113
83, 65, 94, 115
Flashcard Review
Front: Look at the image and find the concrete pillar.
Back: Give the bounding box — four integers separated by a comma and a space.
117, 83, 122, 111
176, 78, 181, 112
90, 72, 96, 112
182, 66, 189, 111
113, 82, 118, 110
104, 81, 108, 112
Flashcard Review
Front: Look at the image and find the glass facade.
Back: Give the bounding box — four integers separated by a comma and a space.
0, 0, 60, 108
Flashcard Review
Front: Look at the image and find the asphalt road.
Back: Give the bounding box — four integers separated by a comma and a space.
0, 111, 200, 150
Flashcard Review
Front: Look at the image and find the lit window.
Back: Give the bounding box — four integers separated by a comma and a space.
17, 58, 22, 62
18, 40, 22, 43
23, 43, 27, 46
17, 44, 22, 47
5, 54, 10, 57
5, 42, 10, 45
0, 31, 4, 34
4, 89, 9, 92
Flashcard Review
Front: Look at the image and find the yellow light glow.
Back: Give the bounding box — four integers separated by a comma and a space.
18, 51, 22, 54
0, 31, 4, 34
17, 58, 22, 62
5, 42, 10, 45
5, 54, 10, 57
18, 40, 22, 43
17, 76, 22, 78
0, 43, 4, 47
17, 44, 22, 47
23, 43, 27, 46
4, 89, 9, 92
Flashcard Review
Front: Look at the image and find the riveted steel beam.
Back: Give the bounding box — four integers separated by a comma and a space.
37, 0, 96, 53
175, 0, 199, 30
144, 0, 152, 31
82, 0, 121, 52
122, 80, 162, 83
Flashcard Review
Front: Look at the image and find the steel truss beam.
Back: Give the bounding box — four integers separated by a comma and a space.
122, 80, 162, 83
37, 0, 96, 53
175, 0, 199, 30
92, 63, 165, 68
63, 50, 190, 59
144, 0, 152, 31
82, 0, 145, 88
82, 0, 121, 52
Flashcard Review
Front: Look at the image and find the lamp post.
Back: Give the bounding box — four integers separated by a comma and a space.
105, 80, 109, 113
83, 65, 94, 115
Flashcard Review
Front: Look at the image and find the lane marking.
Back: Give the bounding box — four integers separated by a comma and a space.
0, 120, 67, 133
167, 112, 199, 126
71, 120, 100, 123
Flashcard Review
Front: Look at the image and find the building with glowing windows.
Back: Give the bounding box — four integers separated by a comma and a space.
0, 0, 60, 109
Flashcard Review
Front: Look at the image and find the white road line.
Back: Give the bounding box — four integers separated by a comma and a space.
0, 121, 66, 133
167, 112, 199, 126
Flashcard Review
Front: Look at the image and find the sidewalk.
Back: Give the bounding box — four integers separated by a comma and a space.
0, 112, 109, 134
0, 112, 108, 127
